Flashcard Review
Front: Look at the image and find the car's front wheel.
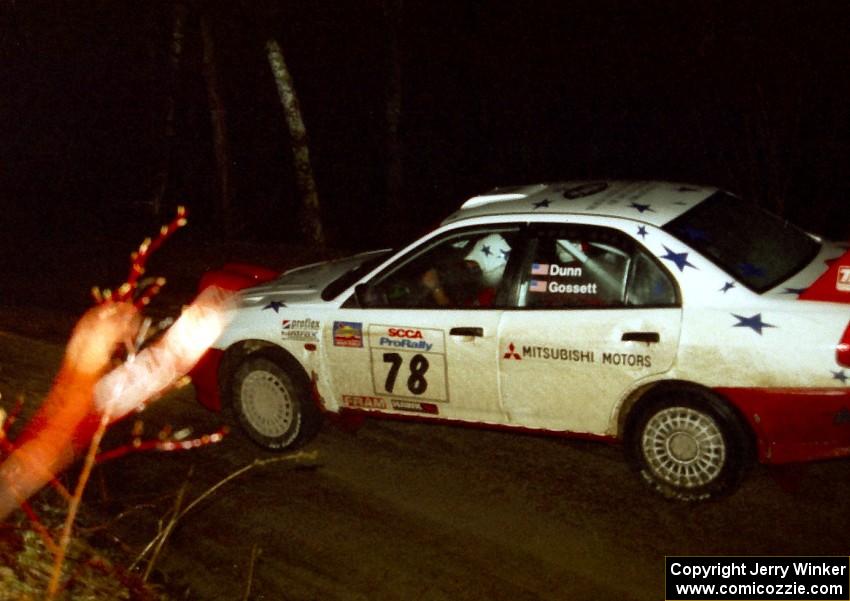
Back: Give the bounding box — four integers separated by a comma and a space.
231, 352, 322, 450
627, 389, 751, 501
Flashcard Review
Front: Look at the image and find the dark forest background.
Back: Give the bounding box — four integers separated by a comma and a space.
2, 0, 850, 251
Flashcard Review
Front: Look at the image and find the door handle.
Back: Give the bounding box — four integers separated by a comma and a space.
450, 327, 483, 337
621, 331, 660, 344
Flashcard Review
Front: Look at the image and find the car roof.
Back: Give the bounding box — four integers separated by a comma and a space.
441, 180, 720, 228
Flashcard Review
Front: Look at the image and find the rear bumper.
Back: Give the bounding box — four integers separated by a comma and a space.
189, 348, 225, 412
717, 387, 850, 464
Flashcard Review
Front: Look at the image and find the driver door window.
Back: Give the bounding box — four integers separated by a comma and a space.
362, 227, 522, 309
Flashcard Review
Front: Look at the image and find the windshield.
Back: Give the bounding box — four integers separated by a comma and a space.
321, 251, 393, 301
662, 192, 820, 292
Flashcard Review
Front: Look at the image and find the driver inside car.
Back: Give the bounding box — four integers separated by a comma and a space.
421, 233, 511, 307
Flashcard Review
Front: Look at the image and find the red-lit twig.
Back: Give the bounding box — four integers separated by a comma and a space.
91, 205, 187, 306
94, 426, 229, 464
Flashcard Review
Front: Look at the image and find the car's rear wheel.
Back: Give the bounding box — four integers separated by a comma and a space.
231, 352, 322, 450
627, 389, 751, 501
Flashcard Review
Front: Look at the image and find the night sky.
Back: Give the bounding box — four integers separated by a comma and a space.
2, 1, 850, 249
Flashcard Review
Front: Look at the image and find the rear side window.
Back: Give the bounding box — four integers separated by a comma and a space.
518, 225, 678, 308
663, 192, 820, 292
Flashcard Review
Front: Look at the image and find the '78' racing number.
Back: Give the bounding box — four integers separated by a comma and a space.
382, 352, 429, 395
369, 325, 447, 402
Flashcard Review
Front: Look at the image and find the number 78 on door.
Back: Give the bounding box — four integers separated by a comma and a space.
369, 325, 448, 402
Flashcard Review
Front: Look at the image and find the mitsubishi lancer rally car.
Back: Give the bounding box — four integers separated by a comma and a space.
190, 181, 850, 500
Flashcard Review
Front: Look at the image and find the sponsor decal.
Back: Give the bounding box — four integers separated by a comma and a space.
560, 181, 608, 200
377, 327, 433, 352
341, 394, 387, 410
503, 342, 522, 360
503, 344, 651, 368
601, 352, 651, 368
280, 317, 319, 341
370, 325, 444, 353
521, 345, 595, 363
837, 266, 850, 291
369, 325, 448, 402
391, 399, 439, 415
333, 321, 363, 347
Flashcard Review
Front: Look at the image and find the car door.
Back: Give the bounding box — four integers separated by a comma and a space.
323, 224, 523, 424
498, 223, 682, 434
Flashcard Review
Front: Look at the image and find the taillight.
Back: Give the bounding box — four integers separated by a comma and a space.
839, 322, 850, 367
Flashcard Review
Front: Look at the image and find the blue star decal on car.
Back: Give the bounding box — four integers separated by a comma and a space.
781, 287, 809, 296
481, 245, 492, 256
737, 262, 765, 278
720, 281, 735, 293
660, 246, 696, 272
630, 202, 654, 213
636, 225, 648, 239
731, 313, 776, 335
678, 226, 709, 242
263, 301, 286, 313
833, 370, 849, 385
533, 199, 551, 209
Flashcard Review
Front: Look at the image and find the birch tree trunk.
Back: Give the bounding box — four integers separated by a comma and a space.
152, 2, 188, 217
265, 38, 325, 246
201, 14, 234, 237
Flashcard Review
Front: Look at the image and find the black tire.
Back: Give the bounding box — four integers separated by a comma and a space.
626, 388, 751, 501
230, 352, 322, 450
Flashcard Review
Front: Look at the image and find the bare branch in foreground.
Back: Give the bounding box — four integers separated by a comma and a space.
133, 450, 318, 578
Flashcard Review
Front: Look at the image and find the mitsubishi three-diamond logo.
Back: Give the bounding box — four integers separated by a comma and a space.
503, 343, 522, 360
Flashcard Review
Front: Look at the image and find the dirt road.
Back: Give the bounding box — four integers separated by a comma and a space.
2, 329, 850, 600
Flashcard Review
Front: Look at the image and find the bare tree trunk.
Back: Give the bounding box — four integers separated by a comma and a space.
383, 0, 404, 242
265, 38, 325, 246
201, 14, 234, 237
152, 2, 188, 217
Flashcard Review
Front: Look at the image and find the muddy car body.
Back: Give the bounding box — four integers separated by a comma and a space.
191, 181, 850, 500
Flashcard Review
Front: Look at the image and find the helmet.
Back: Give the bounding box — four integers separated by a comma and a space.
465, 233, 511, 287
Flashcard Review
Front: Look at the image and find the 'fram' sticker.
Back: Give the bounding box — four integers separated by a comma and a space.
837, 266, 850, 292
341, 395, 386, 409
333, 321, 363, 347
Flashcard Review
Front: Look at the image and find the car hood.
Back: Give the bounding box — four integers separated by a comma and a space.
237, 249, 391, 306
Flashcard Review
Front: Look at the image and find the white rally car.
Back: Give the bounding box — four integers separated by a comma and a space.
190, 181, 850, 500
